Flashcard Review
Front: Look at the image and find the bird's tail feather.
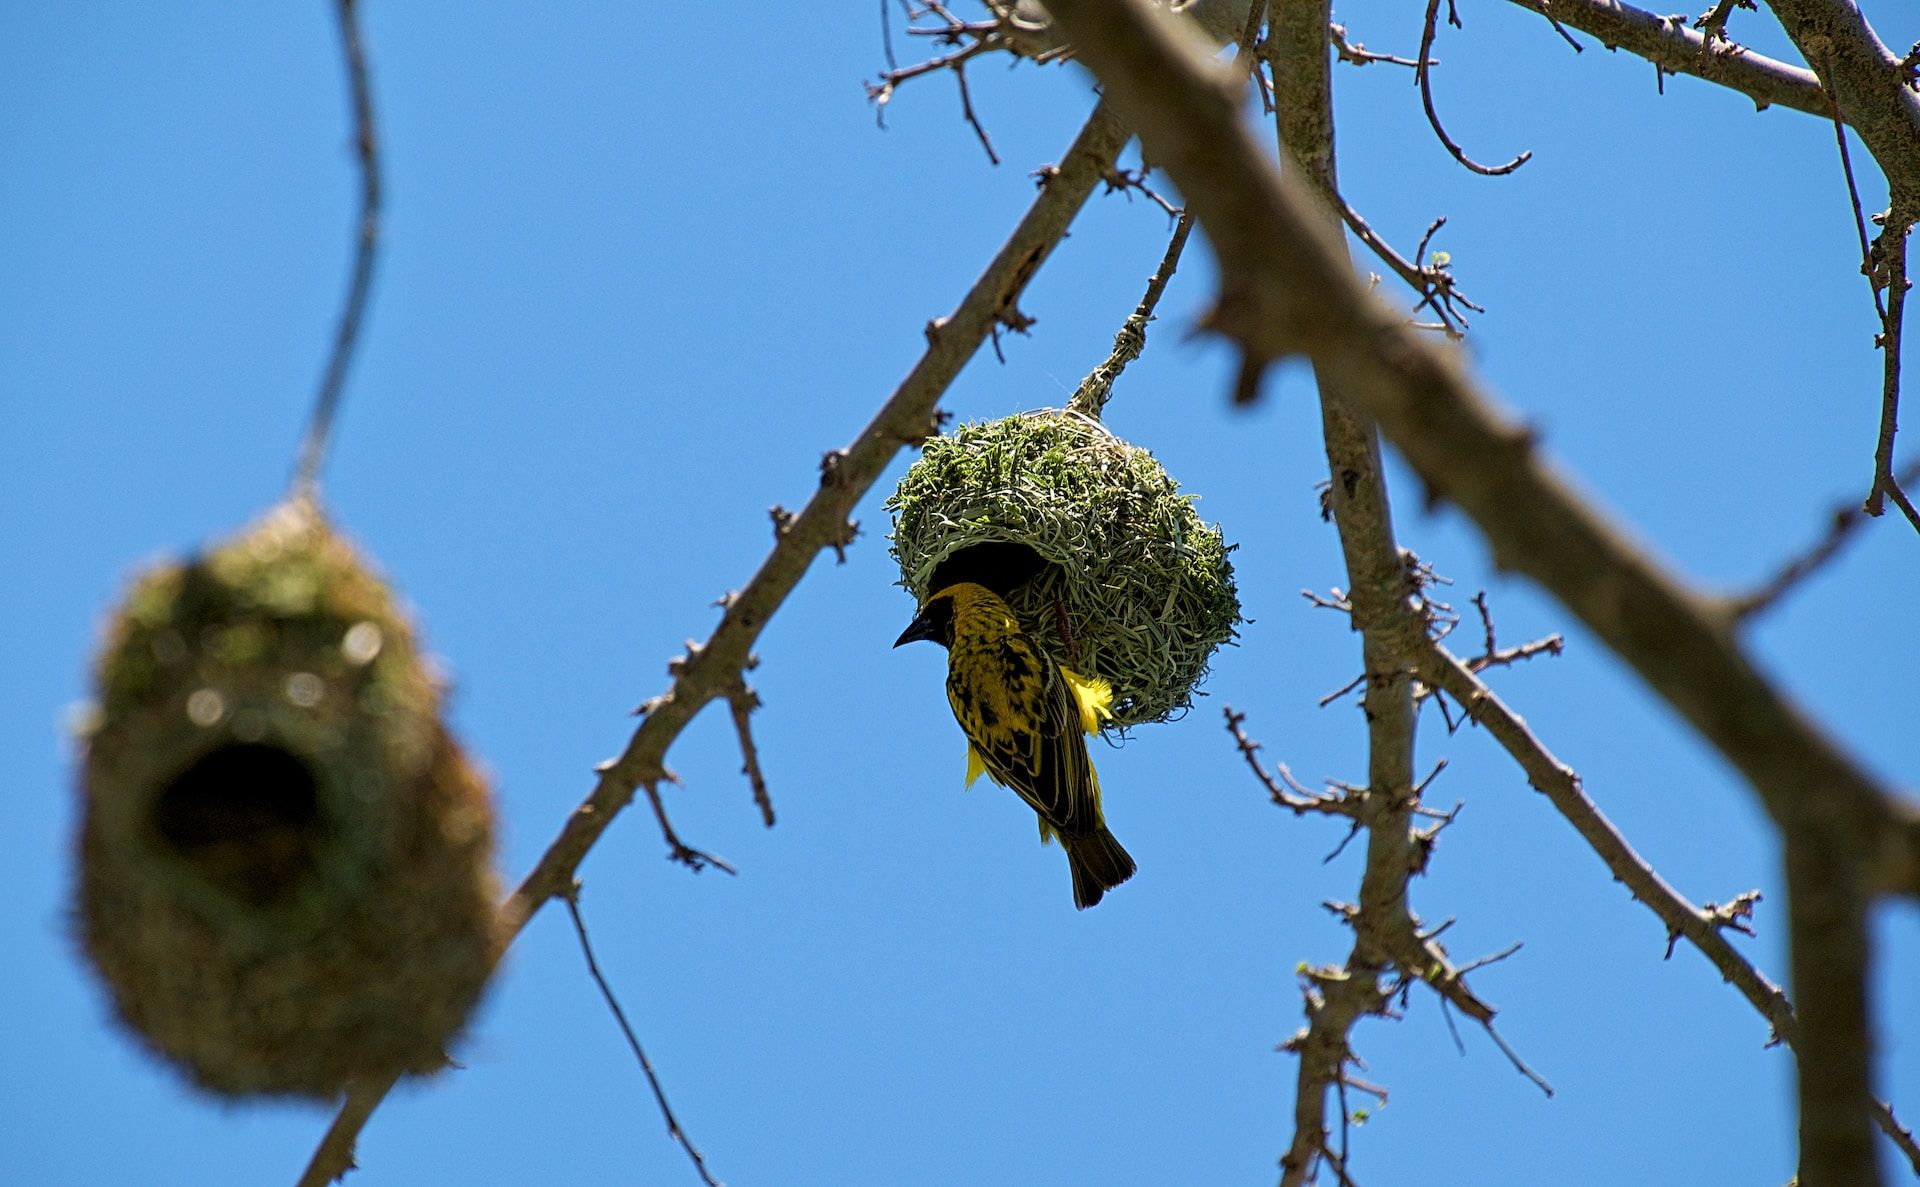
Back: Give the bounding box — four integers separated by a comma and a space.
1065, 828, 1137, 910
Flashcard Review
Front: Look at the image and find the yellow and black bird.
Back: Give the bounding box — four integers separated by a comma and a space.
894, 581, 1136, 909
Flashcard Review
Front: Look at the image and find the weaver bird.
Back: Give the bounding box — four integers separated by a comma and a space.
894, 581, 1136, 909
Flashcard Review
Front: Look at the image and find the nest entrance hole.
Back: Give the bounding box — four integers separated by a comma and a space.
927, 541, 1052, 600
152, 743, 328, 909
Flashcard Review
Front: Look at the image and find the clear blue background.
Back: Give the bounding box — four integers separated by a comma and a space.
4, 4, 1916, 1184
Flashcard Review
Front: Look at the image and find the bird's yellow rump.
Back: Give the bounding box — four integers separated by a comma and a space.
895, 581, 1137, 909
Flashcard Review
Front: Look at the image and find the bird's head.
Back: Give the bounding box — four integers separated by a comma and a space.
892, 585, 968, 649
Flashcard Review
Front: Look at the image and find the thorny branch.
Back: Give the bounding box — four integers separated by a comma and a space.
291, 0, 381, 497
295, 100, 1138, 1186
564, 888, 722, 1187
1498, 0, 1831, 116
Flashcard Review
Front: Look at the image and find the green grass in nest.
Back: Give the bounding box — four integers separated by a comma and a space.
887, 409, 1241, 729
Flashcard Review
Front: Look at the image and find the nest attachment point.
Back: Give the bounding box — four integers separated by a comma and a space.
75, 497, 502, 1099
887, 409, 1241, 729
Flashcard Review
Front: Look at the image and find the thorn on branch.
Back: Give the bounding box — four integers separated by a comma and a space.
892, 408, 953, 446
1323, 820, 1364, 864
829, 519, 861, 564
667, 639, 706, 680
819, 448, 849, 488
1230, 350, 1273, 406
1318, 672, 1369, 708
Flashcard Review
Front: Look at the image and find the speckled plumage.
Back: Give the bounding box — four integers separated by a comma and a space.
898, 581, 1136, 909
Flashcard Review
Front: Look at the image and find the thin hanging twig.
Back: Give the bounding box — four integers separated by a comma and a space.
291, 0, 383, 496
565, 889, 723, 1187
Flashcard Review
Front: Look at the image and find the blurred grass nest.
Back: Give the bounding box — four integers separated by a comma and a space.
886, 408, 1241, 731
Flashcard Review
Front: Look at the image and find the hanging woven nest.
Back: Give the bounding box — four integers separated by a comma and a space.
74, 497, 501, 1099
886, 409, 1241, 729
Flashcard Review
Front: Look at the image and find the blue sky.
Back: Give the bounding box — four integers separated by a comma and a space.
3, 4, 1916, 1184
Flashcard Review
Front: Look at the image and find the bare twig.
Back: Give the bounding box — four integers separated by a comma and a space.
866, 1, 1024, 162
640, 776, 736, 875
291, 0, 382, 496
725, 679, 776, 828
1336, 207, 1483, 337
1100, 165, 1183, 221
1458, 591, 1563, 675
1224, 707, 1361, 818
564, 888, 722, 1187
1330, 21, 1426, 69
1416, 0, 1532, 176
1726, 458, 1920, 618
293, 101, 1137, 1186
951, 58, 1000, 164
1069, 210, 1195, 417
1865, 212, 1917, 530
1819, 63, 1888, 325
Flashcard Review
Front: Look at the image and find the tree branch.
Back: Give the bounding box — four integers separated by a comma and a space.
1029, 4, 1920, 1184
563, 888, 720, 1187
1068, 209, 1195, 418
1497, 0, 1829, 117
292, 98, 1134, 1187
1763, 0, 1920, 205
1258, 10, 1554, 1179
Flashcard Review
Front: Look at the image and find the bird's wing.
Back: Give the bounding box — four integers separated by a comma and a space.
951, 646, 1102, 839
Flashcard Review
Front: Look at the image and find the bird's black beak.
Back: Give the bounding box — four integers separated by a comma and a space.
894, 609, 938, 649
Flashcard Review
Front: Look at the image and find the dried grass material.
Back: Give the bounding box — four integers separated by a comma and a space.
75, 498, 501, 1099
887, 409, 1240, 728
